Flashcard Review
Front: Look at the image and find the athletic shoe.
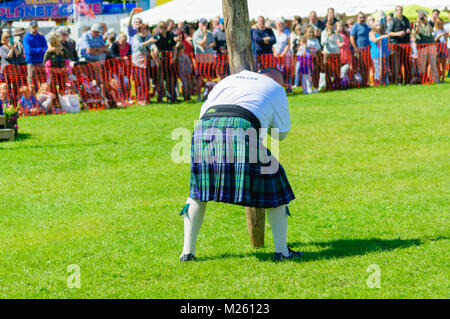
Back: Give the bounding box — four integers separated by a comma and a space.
180, 253, 196, 262
274, 247, 302, 261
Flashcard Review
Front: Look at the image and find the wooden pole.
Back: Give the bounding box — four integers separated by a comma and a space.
223, 0, 264, 248
222, 0, 255, 73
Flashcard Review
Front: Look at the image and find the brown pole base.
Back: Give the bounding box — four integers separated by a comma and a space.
245, 207, 265, 248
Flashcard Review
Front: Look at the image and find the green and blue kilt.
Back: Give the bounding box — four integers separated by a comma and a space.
189, 116, 295, 208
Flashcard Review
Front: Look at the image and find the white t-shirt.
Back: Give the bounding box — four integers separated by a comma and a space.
199, 70, 290, 139
273, 31, 290, 55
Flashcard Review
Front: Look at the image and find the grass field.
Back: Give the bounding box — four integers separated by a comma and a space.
0, 83, 448, 298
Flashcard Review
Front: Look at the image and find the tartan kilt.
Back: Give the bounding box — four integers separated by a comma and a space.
189, 116, 295, 208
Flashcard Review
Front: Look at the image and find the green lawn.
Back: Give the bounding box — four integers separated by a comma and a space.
0, 83, 448, 298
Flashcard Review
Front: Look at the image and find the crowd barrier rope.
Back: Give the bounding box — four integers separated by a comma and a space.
1, 42, 447, 117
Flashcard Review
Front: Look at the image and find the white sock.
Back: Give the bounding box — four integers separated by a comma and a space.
267, 205, 289, 256
182, 197, 207, 256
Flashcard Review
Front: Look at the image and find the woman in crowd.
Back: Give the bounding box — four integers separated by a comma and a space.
414, 11, 439, 83
43, 33, 75, 94
321, 22, 343, 89
369, 21, 392, 86
336, 21, 353, 86
433, 18, 448, 83
291, 24, 302, 89
304, 25, 322, 89
0, 32, 13, 81
111, 33, 131, 58
296, 36, 314, 94
175, 43, 194, 101
131, 24, 154, 105
273, 19, 292, 91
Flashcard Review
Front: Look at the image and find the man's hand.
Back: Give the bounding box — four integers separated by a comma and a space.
263, 36, 270, 44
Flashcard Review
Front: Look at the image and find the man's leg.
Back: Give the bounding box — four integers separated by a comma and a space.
267, 204, 290, 256
181, 197, 207, 257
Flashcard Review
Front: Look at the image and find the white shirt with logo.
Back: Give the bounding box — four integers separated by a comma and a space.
199, 70, 290, 139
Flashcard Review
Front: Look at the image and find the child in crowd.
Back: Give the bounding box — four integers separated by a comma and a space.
336, 21, 353, 87
106, 78, 123, 108
0, 83, 10, 107
296, 37, 314, 94
433, 18, 448, 83
18, 86, 43, 115
44, 33, 75, 85
304, 26, 322, 90
36, 82, 55, 113
410, 29, 419, 84
175, 43, 194, 101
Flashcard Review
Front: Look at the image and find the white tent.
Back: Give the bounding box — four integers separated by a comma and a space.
121, 0, 448, 27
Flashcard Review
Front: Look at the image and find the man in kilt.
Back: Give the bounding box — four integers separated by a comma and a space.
180, 68, 301, 261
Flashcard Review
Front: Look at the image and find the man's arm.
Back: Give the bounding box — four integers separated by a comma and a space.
128, 8, 136, 26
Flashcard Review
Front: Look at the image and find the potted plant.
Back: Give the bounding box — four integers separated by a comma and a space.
3, 104, 20, 136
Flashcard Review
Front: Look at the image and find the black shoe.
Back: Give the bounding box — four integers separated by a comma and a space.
274, 247, 302, 261
180, 253, 196, 262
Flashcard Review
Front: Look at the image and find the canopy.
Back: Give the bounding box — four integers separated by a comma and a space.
121, 0, 448, 27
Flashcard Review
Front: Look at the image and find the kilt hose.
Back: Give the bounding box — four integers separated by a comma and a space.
189, 116, 295, 208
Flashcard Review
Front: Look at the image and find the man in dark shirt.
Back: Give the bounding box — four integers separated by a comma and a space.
152, 21, 178, 103
428, 9, 440, 28
251, 16, 276, 55
301, 11, 325, 43
213, 18, 229, 79
388, 6, 411, 84
59, 27, 78, 63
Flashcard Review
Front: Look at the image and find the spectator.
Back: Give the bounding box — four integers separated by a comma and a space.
193, 18, 216, 101
36, 82, 55, 112
302, 11, 325, 42
336, 21, 353, 80
18, 85, 43, 114
166, 19, 176, 34
0, 32, 13, 80
175, 43, 193, 101
410, 29, 419, 83
105, 33, 116, 59
350, 12, 371, 87
369, 21, 391, 85
444, 12, 450, 78
428, 9, 440, 28
0, 98, 3, 115
304, 25, 321, 90
321, 22, 343, 89
212, 16, 221, 34
322, 8, 338, 28
346, 18, 355, 32
127, 8, 143, 45
251, 16, 276, 55
99, 23, 108, 41
291, 25, 302, 88
0, 82, 9, 106
111, 33, 131, 58
178, 24, 194, 55
296, 36, 314, 94
273, 19, 291, 57
131, 24, 154, 105
366, 15, 376, 29
106, 78, 123, 108
213, 17, 227, 54
10, 28, 26, 65
43, 33, 74, 87
213, 17, 229, 79
23, 20, 47, 91
292, 16, 302, 32
79, 24, 106, 63
78, 24, 107, 98
153, 21, 178, 103
415, 11, 439, 83
433, 18, 448, 83
388, 5, 411, 85
59, 27, 78, 63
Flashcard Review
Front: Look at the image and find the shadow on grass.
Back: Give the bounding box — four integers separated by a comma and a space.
14, 132, 32, 141
199, 237, 428, 263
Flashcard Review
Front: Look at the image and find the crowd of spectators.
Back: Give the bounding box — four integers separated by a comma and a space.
0, 6, 448, 114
